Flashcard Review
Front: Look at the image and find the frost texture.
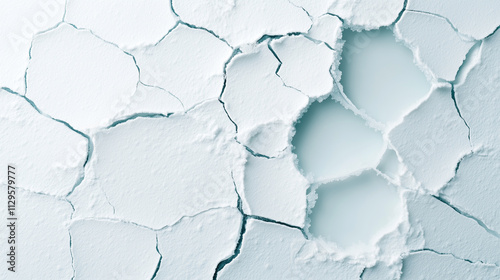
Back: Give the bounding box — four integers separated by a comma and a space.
2, 1, 500, 279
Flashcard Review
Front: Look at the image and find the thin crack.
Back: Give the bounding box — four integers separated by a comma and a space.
405, 10, 477, 42
267, 42, 309, 97
69, 229, 76, 280
169, 0, 235, 49
453, 40, 482, 86
247, 215, 308, 240
104, 112, 171, 130
432, 195, 500, 239
240, 143, 273, 159
410, 248, 480, 265
151, 234, 163, 280
1, 87, 92, 199
212, 173, 247, 279
137, 82, 185, 111
285, 0, 314, 24
450, 84, 472, 146
392, 0, 409, 25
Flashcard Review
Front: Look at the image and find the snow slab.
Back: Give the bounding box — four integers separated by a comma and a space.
401, 251, 500, 279
172, 0, 311, 47
221, 43, 309, 157
155, 208, 242, 280
70, 219, 159, 279
132, 24, 232, 110
26, 23, 139, 132
0, 89, 87, 196
65, 0, 177, 49
455, 29, 500, 151
76, 100, 244, 229
389, 85, 471, 193
307, 14, 343, 49
218, 219, 364, 279
0, 189, 73, 279
407, 0, 500, 40
406, 192, 500, 265
271, 35, 336, 98
441, 153, 500, 234
395, 11, 475, 81
243, 151, 308, 228
290, 0, 404, 30
0, 0, 65, 93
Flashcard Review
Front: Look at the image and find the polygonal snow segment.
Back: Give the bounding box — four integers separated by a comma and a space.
406, 0, 500, 40
26, 23, 139, 131
218, 218, 365, 279
270, 35, 336, 98
132, 24, 232, 110
292, 98, 385, 182
0, 89, 87, 196
402, 251, 500, 280
86, 101, 244, 229
0, 0, 66, 93
221, 43, 309, 157
155, 208, 242, 280
309, 171, 403, 252
340, 28, 430, 126
455, 29, 500, 151
389, 85, 470, 193
70, 220, 159, 279
395, 11, 475, 81
65, 0, 177, 49
243, 152, 308, 227
0, 189, 73, 280
172, 0, 311, 47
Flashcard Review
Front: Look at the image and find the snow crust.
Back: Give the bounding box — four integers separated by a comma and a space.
2, 0, 500, 279
172, 0, 311, 47
407, 0, 500, 40
395, 11, 475, 81
70, 219, 159, 279
0, 189, 73, 279
0, 89, 87, 196
65, 0, 177, 49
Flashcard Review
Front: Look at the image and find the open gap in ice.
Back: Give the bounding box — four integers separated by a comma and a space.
292, 98, 384, 182
309, 171, 402, 250
339, 28, 430, 125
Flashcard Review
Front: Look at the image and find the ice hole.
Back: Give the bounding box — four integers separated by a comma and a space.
340, 28, 430, 125
309, 171, 403, 250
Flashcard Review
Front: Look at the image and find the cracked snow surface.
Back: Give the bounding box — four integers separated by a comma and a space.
1, 0, 499, 279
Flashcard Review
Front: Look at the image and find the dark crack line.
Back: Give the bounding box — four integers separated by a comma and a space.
405, 10, 477, 42
69, 229, 76, 280
247, 215, 308, 240
453, 40, 482, 85
104, 112, 172, 130
241, 143, 273, 159
216, 46, 278, 159
432, 195, 500, 239
212, 216, 248, 280
151, 234, 163, 280
450, 84, 472, 146
267, 42, 309, 97
257, 32, 304, 44
169, 0, 235, 49
484, 25, 500, 39
1, 87, 92, 199
213, 173, 247, 279
392, 0, 409, 26
217, 48, 241, 133
410, 248, 478, 265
